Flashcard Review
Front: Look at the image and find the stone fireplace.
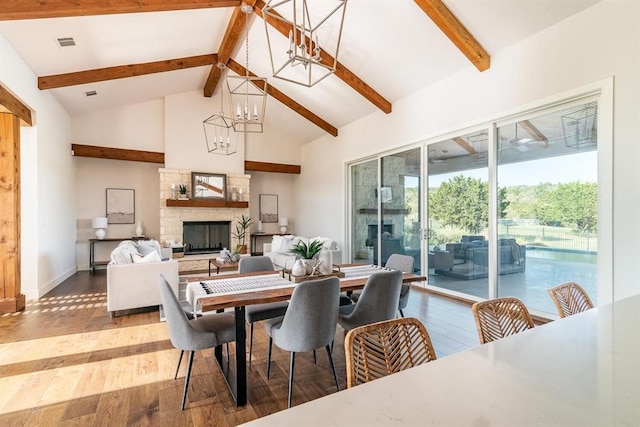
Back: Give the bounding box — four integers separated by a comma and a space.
158, 168, 250, 254
183, 221, 231, 254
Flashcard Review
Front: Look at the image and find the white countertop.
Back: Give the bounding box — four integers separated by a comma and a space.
242, 295, 640, 426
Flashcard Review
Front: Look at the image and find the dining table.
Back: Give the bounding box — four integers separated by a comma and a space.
186, 264, 427, 406
239, 293, 640, 426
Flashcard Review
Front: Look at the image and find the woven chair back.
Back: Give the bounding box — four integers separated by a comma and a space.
344, 317, 437, 388
472, 297, 534, 344
547, 282, 594, 318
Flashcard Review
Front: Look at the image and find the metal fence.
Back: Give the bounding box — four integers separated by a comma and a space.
498, 224, 597, 252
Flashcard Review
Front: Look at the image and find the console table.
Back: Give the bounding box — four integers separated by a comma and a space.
89, 237, 149, 273
250, 233, 283, 256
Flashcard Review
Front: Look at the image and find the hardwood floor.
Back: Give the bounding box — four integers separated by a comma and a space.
0, 271, 479, 426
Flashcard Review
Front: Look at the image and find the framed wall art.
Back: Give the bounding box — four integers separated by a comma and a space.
192, 172, 227, 199
106, 188, 135, 224
259, 194, 278, 223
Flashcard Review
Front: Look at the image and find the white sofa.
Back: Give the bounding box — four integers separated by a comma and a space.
107, 240, 179, 315
263, 235, 342, 270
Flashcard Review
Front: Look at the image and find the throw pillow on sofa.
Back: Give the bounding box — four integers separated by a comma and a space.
132, 251, 162, 263
110, 241, 139, 265
137, 240, 161, 256
311, 236, 335, 250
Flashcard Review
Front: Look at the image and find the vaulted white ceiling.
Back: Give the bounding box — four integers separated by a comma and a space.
0, 0, 601, 145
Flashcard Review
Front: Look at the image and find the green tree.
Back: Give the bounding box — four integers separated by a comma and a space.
429, 175, 508, 233
539, 182, 597, 232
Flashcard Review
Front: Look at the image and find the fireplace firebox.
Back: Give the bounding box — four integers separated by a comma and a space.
183, 221, 231, 254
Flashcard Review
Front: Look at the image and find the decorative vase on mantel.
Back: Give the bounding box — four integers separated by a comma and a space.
135, 222, 144, 237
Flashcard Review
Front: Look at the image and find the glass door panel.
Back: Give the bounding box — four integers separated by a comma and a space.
350, 159, 378, 263
496, 102, 598, 314
427, 130, 489, 298
379, 148, 421, 272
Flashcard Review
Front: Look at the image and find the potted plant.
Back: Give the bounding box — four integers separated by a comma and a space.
232, 215, 252, 254
290, 239, 324, 274
177, 184, 188, 199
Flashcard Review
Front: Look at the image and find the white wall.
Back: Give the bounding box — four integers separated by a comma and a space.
74, 158, 161, 270
71, 100, 165, 270
298, 0, 640, 301
247, 171, 296, 235
0, 33, 75, 300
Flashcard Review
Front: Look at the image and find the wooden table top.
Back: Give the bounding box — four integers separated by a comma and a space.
189, 265, 426, 312
210, 258, 239, 270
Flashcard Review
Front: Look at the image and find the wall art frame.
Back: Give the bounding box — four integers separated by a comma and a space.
259, 193, 278, 223
106, 188, 135, 224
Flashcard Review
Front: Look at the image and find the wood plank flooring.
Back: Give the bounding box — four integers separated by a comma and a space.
0, 272, 480, 426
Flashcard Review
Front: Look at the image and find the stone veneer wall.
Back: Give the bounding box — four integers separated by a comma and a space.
159, 168, 251, 252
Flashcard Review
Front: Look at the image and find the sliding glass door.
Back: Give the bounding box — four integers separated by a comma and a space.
350, 159, 378, 264
349, 94, 604, 317
427, 129, 489, 297
380, 148, 421, 272
349, 148, 422, 273
496, 102, 598, 312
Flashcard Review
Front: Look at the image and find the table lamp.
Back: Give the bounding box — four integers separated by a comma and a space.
279, 217, 288, 234
92, 217, 108, 239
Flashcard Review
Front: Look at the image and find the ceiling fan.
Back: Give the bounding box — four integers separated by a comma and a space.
507, 124, 532, 152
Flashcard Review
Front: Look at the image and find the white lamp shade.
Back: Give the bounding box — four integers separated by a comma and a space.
92, 217, 108, 229
278, 217, 288, 234
92, 217, 108, 240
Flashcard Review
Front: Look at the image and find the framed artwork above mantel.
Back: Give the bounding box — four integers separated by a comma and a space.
192, 172, 226, 200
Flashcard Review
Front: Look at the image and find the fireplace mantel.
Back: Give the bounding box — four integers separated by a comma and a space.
166, 199, 248, 208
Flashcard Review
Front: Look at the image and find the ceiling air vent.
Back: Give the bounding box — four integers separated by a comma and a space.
56, 37, 76, 48
84, 90, 98, 97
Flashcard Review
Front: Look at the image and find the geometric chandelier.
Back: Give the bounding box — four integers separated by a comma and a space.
228, 3, 268, 133
262, 0, 348, 87
203, 82, 242, 156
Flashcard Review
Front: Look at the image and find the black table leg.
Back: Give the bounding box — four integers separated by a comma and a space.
214, 305, 247, 406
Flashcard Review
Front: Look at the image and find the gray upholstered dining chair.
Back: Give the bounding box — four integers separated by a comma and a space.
158, 274, 236, 410
339, 269, 403, 332
350, 255, 414, 316
264, 276, 341, 408
238, 256, 289, 367
385, 254, 415, 317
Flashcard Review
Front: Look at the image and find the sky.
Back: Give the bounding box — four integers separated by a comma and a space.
427, 151, 597, 188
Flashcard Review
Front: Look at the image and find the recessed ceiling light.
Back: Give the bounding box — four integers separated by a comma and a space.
84, 90, 97, 97
56, 37, 76, 48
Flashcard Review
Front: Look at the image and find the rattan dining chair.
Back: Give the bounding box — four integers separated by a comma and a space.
158, 274, 236, 410
471, 296, 535, 344
264, 276, 341, 408
344, 317, 437, 388
547, 282, 594, 318
238, 256, 289, 367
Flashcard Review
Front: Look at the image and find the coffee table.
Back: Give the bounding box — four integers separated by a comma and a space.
208, 259, 239, 275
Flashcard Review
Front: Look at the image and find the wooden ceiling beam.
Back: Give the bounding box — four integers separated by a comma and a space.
245, 161, 300, 174
253, 0, 392, 114
520, 120, 549, 147
0, 0, 240, 20
414, 0, 490, 72
71, 144, 164, 164
453, 136, 477, 155
204, 1, 257, 97
39, 54, 217, 90
0, 85, 32, 127
227, 59, 338, 137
